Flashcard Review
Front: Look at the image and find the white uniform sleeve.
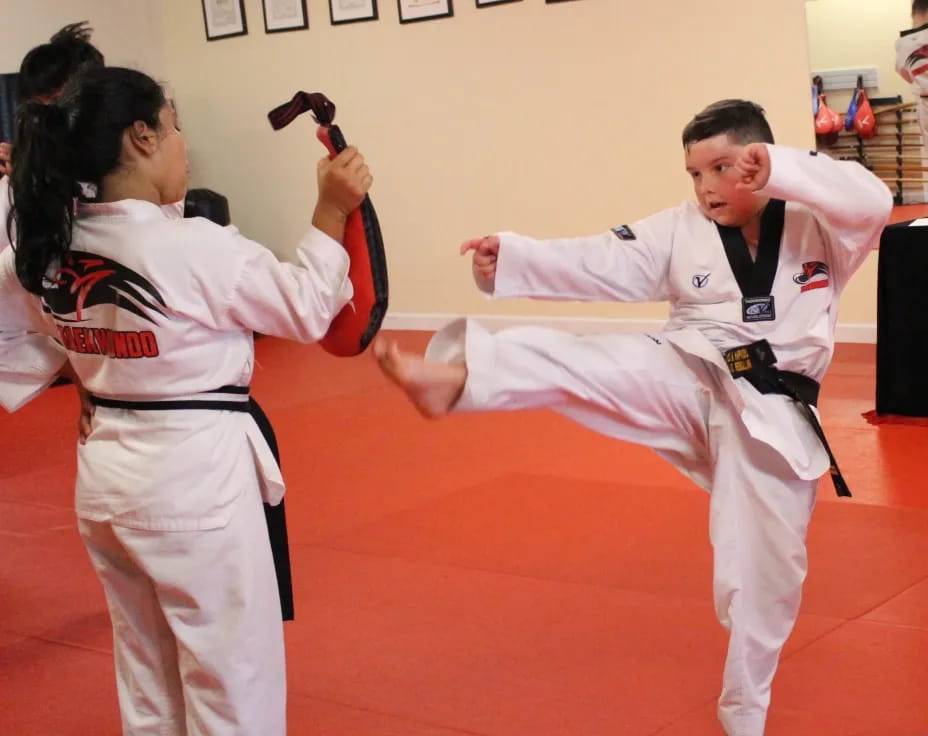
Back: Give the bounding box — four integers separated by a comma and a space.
759, 145, 893, 289
219, 225, 353, 342
0, 248, 68, 412
0, 178, 12, 253
491, 208, 678, 303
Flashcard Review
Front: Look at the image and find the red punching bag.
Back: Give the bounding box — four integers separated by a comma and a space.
853, 88, 877, 139
815, 93, 842, 136
267, 92, 388, 357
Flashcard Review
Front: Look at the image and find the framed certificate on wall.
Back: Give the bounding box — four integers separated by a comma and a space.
330, 0, 379, 25
398, 0, 453, 24
201, 0, 248, 41
263, 0, 309, 33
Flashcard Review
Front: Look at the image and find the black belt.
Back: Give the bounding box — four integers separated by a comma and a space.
89, 385, 295, 620
90, 385, 252, 411
723, 341, 851, 498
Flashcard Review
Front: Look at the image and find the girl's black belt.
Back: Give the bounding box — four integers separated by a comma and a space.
89, 385, 294, 620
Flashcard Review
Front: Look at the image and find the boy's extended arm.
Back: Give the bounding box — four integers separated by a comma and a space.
489, 207, 678, 303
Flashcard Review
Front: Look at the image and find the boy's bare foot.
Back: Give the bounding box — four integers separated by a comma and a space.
372, 339, 467, 418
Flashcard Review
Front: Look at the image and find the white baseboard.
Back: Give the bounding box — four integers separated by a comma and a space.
382, 312, 877, 344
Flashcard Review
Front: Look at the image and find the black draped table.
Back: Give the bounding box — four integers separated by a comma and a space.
876, 220, 928, 418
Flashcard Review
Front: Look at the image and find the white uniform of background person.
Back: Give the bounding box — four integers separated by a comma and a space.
0, 201, 352, 735
0, 176, 10, 251
896, 23, 928, 139
425, 145, 891, 736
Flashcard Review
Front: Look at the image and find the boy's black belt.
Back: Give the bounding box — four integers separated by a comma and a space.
89, 385, 295, 620
722, 340, 851, 498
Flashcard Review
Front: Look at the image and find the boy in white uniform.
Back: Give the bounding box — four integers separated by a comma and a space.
374, 100, 892, 736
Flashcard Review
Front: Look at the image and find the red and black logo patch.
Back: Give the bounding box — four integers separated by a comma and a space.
42, 251, 168, 325
42, 251, 168, 359
907, 45, 928, 77
793, 261, 829, 292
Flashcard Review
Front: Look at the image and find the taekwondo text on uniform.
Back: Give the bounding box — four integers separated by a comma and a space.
56, 325, 160, 359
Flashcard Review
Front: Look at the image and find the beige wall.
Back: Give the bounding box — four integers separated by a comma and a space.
806, 0, 913, 111
0, 0, 164, 78
805, 0, 914, 328
4, 0, 887, 333
162, 0, 820, 324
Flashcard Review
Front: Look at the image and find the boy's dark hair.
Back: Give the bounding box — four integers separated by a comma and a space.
18, 22, 104, 103
914, 1, 928, 16
682, 99, 775, 148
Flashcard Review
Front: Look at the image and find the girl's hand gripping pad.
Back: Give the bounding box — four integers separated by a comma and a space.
267, 92, 388, 356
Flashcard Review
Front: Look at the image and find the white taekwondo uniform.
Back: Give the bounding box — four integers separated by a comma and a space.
896, 22, 928, 139
0, 198, 352, 735
425, 145, 892, 736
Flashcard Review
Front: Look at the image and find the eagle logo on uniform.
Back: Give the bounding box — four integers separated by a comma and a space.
42, 251, 169, 325
906, 45, 928, 77
793, 261, 830, 293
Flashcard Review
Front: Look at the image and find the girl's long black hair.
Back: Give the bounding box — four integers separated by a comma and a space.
9, 67, 165, 294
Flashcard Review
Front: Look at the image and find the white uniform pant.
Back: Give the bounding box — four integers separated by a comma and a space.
78, 484, 286, 736
430, 320, 817, 736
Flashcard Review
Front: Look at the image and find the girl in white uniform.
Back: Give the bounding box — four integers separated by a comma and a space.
374, 100, 892, 736
0, 66, 372, 734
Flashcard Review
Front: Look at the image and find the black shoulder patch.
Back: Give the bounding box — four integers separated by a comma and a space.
611, 224, 636, 241
809, 150, 818, 156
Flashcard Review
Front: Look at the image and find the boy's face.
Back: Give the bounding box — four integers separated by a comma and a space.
685, 133, 763, 228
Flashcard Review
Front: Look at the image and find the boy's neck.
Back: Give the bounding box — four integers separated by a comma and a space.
739, 199, 769, 244
741, 217, 761, 246
737, 199, 770, 260
741, 219, 760, 260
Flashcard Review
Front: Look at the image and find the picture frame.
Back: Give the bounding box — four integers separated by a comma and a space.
476, 0, 521, 7
201, 0, 248, 41
262, 0, 309, 33
397, 0, 453, 24
329, 0, 379, 25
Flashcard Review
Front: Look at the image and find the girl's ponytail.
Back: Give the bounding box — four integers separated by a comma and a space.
10, 101, 78, 294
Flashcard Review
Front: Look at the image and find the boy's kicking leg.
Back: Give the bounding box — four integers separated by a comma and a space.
374, 320, 714, 484
374, 339, 467, 418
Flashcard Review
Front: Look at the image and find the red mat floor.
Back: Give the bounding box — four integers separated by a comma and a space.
1, 333, 927, 735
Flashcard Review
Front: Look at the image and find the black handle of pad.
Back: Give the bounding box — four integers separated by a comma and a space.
327, 124, 347, 154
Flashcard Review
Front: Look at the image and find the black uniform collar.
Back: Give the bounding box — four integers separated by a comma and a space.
900, 22, 928, 37
715, 199, 786, 298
